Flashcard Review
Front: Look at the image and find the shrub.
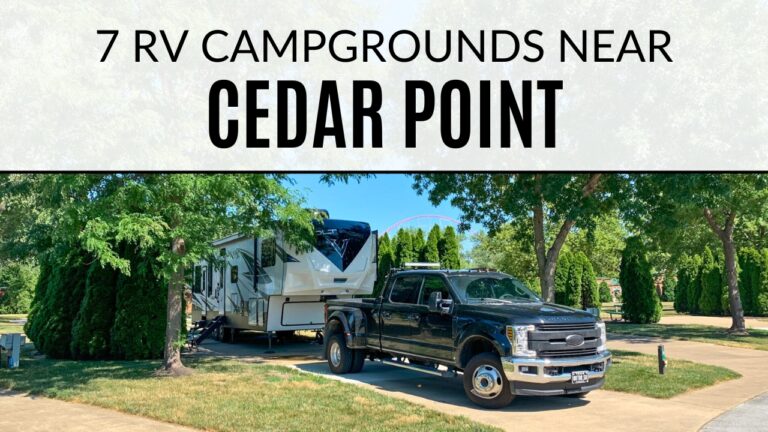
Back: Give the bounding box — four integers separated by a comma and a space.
686, 255, 703, 313
599, 281, 612, 303
739, 248, 765, 316
70, 262, 118, 359
555, 252, 573, 305
31, 249, 89, 358
619, 238, 661, 324
110, 245, 167, 360
699, 249, 724, 315
578, 253, 600, 310
661, 277, 675, 302
24, 254, 53, 343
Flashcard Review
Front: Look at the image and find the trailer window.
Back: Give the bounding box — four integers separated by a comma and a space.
261, 238, 276, 267
230, 265, 238, 283
389, 276, 423, 304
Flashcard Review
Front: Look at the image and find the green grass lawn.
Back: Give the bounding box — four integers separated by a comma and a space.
607, 322, 768, 351
605, 350, 740, 398
0, 314, 26, 334
0, 356, 499, 432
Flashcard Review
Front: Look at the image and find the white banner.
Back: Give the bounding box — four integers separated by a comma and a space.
1, 1, 766, 170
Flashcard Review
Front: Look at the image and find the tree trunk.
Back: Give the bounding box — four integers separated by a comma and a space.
160, 237, 192, 375
704, 209, 747, 334
532, 174, 602, 302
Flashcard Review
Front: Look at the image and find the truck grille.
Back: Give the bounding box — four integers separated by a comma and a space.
529, 322, 600, 359
539, 348, 598, 358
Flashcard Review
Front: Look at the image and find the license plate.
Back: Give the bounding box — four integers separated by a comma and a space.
571, 371, 589, 384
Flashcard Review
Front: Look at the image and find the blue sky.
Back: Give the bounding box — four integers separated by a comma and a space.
288, 174, 479, 250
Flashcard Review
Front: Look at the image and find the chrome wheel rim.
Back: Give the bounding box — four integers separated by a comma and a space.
471, 364, 503, 399
329, 341, 342, 368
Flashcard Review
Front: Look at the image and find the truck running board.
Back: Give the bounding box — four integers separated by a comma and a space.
374, 358, 457, 378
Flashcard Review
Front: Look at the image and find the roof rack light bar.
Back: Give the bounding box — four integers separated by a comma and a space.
403, 262, 441, 268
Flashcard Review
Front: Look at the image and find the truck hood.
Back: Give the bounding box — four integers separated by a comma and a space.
456, 302, 597, 325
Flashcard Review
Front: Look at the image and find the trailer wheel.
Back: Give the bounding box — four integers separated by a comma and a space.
350, 349, 366, 373
463, 353, 515, 409
326, 334, 354, 374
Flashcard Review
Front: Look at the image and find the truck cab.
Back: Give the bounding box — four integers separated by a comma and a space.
325, 268, 611, 408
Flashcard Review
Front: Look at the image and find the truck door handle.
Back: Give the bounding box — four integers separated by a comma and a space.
381, 312, 392, 320
407, 313, 420, 321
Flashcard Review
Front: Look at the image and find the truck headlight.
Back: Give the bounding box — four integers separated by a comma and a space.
506, 325, 536, 358
596, 322, 607, 352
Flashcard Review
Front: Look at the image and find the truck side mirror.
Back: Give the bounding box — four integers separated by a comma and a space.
428, 291, 442, 313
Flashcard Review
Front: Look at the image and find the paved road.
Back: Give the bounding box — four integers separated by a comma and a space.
701, 392, 768, 432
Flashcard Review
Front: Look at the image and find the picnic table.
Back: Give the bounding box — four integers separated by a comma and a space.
605, 304, 624, 321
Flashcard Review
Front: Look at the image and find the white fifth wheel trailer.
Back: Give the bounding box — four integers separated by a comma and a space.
190, 218, 377, 339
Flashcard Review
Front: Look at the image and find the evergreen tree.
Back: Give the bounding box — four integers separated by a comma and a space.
375, 234, 395, 296
739, 248, 761, 315
555, 252, 573, 305
70, 261, 118, 359
674, 254, 691, 313
394, 229, 416, 267
24, 253, 53, 344
661, 276, 676, 302
699, 250, 724, 315
578, 253, 599, 309
758, 250, 768, 315
32, 249, 88, 358
691, 247, 714, 314
440, 226, 461, 269
599, 281, 612, 303
564, 254, 583, 308
619, 238, 662, 323
423, 225, 441, 264
698, 248, 723, 315
412, 228, 426, 261
686, 254, 703, 313
110, 245, 167, 360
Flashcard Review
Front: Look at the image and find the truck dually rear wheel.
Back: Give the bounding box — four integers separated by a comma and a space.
463, 353, 515, 408
327, 333, 364, 374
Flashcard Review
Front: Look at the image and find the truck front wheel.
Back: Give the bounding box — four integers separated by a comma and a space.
326, 333, 354, 374
463, 353, 515, 408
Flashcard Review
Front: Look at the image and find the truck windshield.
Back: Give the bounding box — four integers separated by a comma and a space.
448, 274, 540, 304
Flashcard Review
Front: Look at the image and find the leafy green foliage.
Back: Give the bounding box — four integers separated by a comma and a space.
563, 254, 583, 308
374, 234, 395, 297
412, 228, 425, 261
467, 223, 538, 288
699, 250, 724, 315
578, 253, 600, 309
0, 260, 37, 314
70, 261, 118, 359
554, 252, 572, 305
599, 281, 612, 303
566, 211, 627, 278
393, 229, 415, 267
27, 248, 89, 358
423, 225, 441, 264
738, 248, 768, 316
660, 276, 675, 302
110, 245, 167, 360
619, 239, 661, 323
439, 226, 461, 269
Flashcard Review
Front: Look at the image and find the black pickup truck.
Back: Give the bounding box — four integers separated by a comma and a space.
324, 269, 611, 408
